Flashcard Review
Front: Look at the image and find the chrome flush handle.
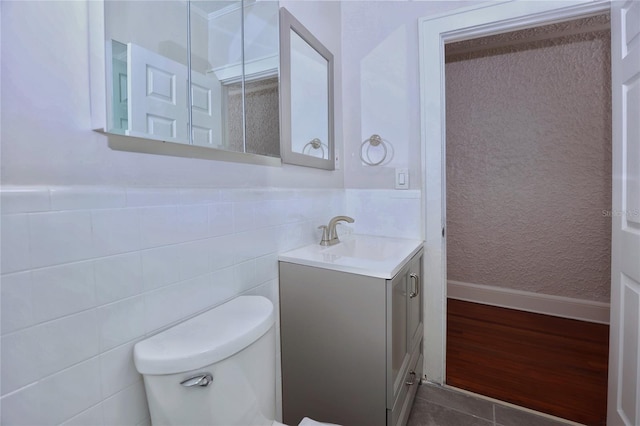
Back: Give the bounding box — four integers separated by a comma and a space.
180, 373, 213, 387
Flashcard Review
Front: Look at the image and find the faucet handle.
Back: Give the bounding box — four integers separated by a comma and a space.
318, 225, 330, 246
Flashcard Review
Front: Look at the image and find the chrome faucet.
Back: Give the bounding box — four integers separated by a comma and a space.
319, 215, 355, 246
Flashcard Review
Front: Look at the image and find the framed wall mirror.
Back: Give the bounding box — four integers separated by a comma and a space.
279, 8, 335, 170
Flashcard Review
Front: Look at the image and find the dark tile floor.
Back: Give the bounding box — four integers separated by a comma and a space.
407, 383, 578, 426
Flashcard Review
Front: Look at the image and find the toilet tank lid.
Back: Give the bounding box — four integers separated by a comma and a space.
134, 296, 274, 375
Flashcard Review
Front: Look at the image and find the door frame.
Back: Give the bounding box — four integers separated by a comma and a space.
418, 0, 612, 385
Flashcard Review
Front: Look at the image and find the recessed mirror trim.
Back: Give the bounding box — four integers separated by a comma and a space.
279, 7, 335, 170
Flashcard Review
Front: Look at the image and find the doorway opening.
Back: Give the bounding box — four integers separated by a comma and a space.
443, 14, 611, 425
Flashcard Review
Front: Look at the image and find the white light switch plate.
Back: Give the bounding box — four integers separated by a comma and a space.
395, 168, 409, 189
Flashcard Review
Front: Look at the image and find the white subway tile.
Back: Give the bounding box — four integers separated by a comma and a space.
210, 235, 237, 271
36, 310, 100, 377
209, 267, 241, 304
31, 261, 96, 323
50, 187, 126, 211
1, 272, 34, 335
252, 227, 279, 258
0, 383, 43, 426
1, 214, 30, 273
144, 285, 180, 333
140, 245, 181, 291
233, 201, 256, 232
234, 260, 258, 293
221, 188, 268, 202
97, 295, 145, 352
93, 252, 143, 305
139, 206, 179, 248
39, 357, 102, 425
145, 278, 212, 333
28, 210, 94, 268
102, 381, 149, 426
125, 188, 180, 207
1, 328, 40, 395
60, 403, 104, 426
254, 254, 279, 284
99, 341, 141, 398
274, 199, 295, 226
1, 187, 50, 214
176, 204, 209, 242
183, 274, 220, 316
255, 199, 281, 227
178, 188, 220, 205
231, 231, 260, 265
208, 202, 234, 237
178, 240, 212, 280
91, 208, 141, 256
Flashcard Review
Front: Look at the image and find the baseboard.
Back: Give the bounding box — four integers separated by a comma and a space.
447, 280, 610, 324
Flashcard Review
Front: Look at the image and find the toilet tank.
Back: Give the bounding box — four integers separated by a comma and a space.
134, 296, 276, 426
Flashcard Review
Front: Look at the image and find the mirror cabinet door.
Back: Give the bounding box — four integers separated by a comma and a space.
103, 0, 280, 158
242, 1, 281, 158
105, 1, 190, 143
100, 2, 335, 169
279, 8, 335, 170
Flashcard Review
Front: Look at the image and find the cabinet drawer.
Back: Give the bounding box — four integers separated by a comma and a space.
388, 342, 423, 426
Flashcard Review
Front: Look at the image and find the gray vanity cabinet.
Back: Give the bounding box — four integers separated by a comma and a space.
279, 249, 424, 426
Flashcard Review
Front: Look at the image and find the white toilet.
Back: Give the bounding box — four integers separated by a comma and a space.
134, 295, 334, 426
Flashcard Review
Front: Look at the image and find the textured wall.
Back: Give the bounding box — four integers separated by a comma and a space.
445, 27, 612, 302
226, 78, 280, 157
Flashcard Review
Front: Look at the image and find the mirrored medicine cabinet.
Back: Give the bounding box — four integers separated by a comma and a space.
89, 0, 335, 170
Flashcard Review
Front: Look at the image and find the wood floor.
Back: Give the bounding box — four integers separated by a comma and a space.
446, 299, 609, 426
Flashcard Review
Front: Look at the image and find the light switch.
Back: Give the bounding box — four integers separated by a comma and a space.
395, 168, 409, 189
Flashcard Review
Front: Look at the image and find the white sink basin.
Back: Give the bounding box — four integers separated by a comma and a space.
278, 234, 424, 279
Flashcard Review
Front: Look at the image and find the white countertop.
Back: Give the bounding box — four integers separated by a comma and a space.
278, 234, 424, 279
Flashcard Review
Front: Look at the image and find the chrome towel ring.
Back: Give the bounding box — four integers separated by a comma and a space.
360, 134, 391, 166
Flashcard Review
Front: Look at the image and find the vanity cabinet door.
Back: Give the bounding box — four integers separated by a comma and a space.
407, 252, 423, 353
388, 263, 410, 409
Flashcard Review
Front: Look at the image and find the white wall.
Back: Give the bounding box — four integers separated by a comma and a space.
0, 0, 471, 424
0, 0, 342, 188
0, 1, 345, 424
341, 1, 475, 190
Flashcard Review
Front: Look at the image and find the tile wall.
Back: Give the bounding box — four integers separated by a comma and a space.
346, 189, 422, 239
0, 186, 345, 425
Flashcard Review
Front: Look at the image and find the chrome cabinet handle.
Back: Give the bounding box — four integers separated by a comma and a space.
406, 371, 417, 386
181, 374, 213, 387
409, 273, 420, 298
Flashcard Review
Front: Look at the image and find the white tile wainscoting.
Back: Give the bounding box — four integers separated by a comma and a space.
0, 186, 348, 425
0, 186, 422, 425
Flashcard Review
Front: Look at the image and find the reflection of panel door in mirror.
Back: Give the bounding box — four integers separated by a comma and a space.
127, 43, 188, 144
111, 57, 128, 133
190, 71, 222, 148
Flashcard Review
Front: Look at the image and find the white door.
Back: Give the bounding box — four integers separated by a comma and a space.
608, 1, 640, 425
190, 70, 223, 148
111, 57, 128, 132
127, 43, 189, 144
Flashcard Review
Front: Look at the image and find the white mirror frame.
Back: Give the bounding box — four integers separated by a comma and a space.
279, 7, 335, 170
